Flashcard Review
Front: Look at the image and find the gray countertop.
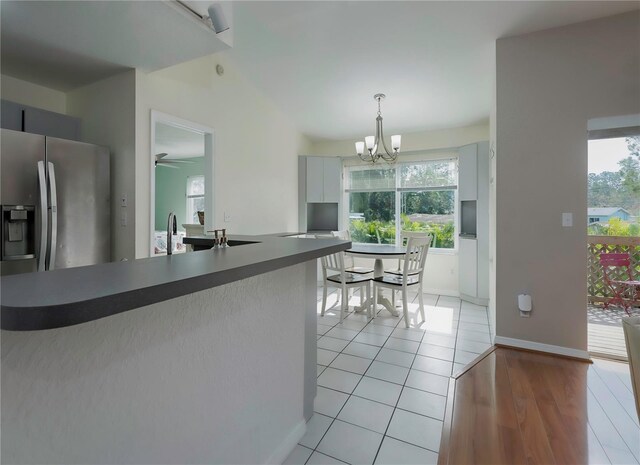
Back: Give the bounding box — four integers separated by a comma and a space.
1, 234, 349, 331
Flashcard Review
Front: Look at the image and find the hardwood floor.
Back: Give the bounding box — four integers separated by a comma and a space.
438, 347, 639, 465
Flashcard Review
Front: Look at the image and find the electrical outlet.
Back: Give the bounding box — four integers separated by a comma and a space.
120, 211, 127, 226
224, 211, 231, 222
562, 212, 573, 227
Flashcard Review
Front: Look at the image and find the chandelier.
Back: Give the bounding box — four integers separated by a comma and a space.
355, 93, 401, 163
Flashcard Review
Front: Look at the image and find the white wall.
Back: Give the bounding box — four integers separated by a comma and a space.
135, 55, 312, 257
489, 48, 497, 340
66, 70, 137, 261
2, 264, 307, 464
1, 74, 67, 113
495, 11, 640, 356
308, 122, 489, 156
307, 123, 490, 297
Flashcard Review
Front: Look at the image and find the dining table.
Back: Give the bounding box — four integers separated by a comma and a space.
346, 243, 407, 317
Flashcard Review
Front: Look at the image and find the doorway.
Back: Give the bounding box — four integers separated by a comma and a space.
587, 122, 640, 360
150, 111, 214, 256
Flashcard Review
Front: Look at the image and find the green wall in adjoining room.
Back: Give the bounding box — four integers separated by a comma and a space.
155, 157, 205, 231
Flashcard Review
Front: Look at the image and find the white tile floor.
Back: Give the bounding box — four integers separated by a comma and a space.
284, 286, 492, 465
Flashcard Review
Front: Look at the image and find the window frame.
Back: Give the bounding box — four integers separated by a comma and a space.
186, 175, 205, 225
343, 157, 459, 253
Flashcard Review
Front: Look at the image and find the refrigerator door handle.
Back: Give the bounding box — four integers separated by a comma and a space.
37, 161, 48, 271
47, 162, 58, 271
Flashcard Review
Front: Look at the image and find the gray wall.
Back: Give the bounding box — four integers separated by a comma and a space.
495, 11, 640, 354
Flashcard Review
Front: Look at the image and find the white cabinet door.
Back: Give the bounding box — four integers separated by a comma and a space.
459, 238, 478, 298
458, 144, 477, 201
323, 157, 341, 203
306, 156, 324, 202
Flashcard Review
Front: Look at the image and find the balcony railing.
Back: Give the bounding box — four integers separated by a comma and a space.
587, 235, 640, 306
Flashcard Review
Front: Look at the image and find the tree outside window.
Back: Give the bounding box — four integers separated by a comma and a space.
346, 159, 457, 248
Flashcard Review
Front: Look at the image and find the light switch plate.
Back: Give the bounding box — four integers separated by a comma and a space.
120, 193, 127, 207
562, 212, 573, 227
224, 211, 231, 222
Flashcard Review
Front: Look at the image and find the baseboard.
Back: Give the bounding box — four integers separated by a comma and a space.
265, 419, 306, 465
459, 293, 489, 306
493, 336, 590, 361
424, 288, 459, 298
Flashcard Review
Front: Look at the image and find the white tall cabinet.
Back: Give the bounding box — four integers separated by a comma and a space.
298, 156, 342, 232
458, 142, 490, 306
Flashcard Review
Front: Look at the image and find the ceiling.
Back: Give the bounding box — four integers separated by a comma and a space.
0, 1, 230, 91
227, 1, 640, 140
1, 1, 637, 140
155, 122, 205, 160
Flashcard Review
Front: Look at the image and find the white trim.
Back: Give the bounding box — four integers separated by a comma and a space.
587, 113, 640, 131
460, 293, 489, 306
493, 336, 590, 361
424, 287, 459, 298
264, 419, 306, 465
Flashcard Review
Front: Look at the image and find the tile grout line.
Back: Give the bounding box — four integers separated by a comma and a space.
371, 308, 437, 464
309, 289, 474, 464
586, 380, 639, 463
306, 288, 402, 465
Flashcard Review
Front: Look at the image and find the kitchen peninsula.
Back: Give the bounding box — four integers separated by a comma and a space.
1, 234, 349, 464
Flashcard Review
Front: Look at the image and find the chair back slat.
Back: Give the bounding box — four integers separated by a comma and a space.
403, 236, 430, 278
400, 231, 432, 247
600, 252, 634, 280
600, 253, 631, 267
332, 230, 355, 268
322, 250, 345, 273
397, 231, 432, 269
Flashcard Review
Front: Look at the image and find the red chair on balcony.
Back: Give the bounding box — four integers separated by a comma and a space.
600, 253, 640, 315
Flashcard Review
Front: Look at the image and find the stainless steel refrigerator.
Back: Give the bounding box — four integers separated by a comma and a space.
1, 128, 110, 276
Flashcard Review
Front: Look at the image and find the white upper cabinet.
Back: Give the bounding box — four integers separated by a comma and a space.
458, 143, 478, 201
322, 157, 341, 203
306, 156, 341, 203
306, 156, 324, 202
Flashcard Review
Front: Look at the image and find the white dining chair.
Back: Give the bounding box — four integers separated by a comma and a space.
373, 236, 430, 328
386, 231, 432, 307
319, 248, 373, 323
331, 230, 374, 275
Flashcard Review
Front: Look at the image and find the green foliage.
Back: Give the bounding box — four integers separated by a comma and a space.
349, 214, 455, 248
627, 135, 640, 159
349, 219, 396, 245
588, 136, 640, 217
402, 191, 455, 215
588, 217, 640, 237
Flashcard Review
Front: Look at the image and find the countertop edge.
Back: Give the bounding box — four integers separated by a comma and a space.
1, 236, 349, 331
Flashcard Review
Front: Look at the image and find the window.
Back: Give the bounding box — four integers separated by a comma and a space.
345, 159, 457, 249
186, 175, 205, 224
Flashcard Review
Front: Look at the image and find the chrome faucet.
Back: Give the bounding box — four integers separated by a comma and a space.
167, 212, 177, 255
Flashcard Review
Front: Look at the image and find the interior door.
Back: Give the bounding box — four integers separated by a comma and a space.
45, 137, 110, 269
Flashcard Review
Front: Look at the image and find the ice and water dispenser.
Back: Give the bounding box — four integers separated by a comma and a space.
1, 205, 36, 260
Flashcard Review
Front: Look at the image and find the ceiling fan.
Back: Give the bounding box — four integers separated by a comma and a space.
154, 153, 196, 169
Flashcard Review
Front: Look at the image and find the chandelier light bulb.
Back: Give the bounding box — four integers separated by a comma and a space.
365, 136, 375, 150
391, 135, 402, 151
355, 141, 365, 155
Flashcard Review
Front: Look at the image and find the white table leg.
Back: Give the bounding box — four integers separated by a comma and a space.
355, 258, 399, 317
